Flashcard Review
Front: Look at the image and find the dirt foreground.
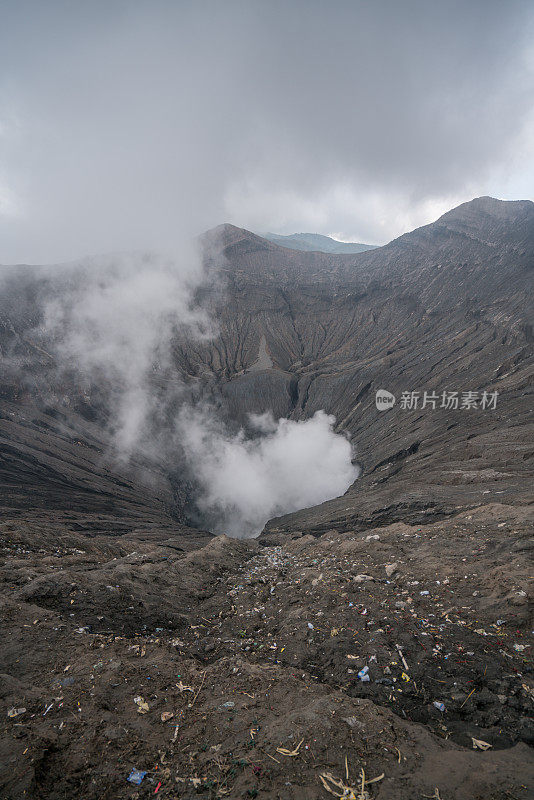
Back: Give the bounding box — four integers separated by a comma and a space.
1, 503, 532, 799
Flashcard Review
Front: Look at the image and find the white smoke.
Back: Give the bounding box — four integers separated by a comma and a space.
40, 248, 213, 455
24, 243, 359, 538
178, 408, 359, 538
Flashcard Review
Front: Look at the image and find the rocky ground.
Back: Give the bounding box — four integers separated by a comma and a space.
1, 503, 532, 800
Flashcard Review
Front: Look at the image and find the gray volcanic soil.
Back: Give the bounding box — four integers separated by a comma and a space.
0, 197, 533, 798
0, 505, 532, 799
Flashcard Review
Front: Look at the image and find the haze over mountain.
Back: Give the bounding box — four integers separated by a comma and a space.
1, 196, 532, 535
1, 195, 533, 797
262, 232, 377, 254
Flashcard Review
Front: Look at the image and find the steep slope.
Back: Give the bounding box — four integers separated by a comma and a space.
1, 197, 532, 532
0, 265, 212, 550
181, 197, 534, 531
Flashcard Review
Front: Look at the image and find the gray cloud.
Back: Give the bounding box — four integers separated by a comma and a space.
1, 0, 533, 260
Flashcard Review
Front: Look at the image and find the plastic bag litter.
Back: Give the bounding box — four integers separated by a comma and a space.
127, 769, 147, 785
358, 666, 370, 682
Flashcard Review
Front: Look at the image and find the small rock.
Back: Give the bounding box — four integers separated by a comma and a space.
354, 574, 374, 583
343, 716, 364, 729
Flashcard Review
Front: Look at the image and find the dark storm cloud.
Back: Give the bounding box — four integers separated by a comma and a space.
0, 0, 533, 260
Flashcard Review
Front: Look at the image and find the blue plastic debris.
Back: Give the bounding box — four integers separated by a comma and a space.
358, 666, 370, 682
433, 701, 445, 712
127, 769, 147, 785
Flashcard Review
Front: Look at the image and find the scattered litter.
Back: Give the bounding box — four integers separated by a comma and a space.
319, 768, 384, 800
176, 681, 194, 693
513, 644, 526, 652
358, 666, 370, 682
396, 645, 409, 671
218, 701, 235, 709
460, 688, 476, 708
277, 738, 304, 757
319, 770, 357, 798
133, 696, 149, 714
7, 707, 26, 718
385, 562, 398, 577
127, 769, 147, 785
177, 777, 203, 788
161, 711, 174, 722
307, 622, 314, 630
472, 737, 492, 750
433, 701, 445, 712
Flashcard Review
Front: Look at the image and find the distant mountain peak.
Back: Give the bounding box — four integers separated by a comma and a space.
261, 232, 377, 254
438, 195, 534, 224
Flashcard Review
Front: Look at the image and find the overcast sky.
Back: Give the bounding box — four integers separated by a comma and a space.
1, 0, 533, 262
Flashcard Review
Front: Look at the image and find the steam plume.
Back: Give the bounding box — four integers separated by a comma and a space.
178, 408, 359, 538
